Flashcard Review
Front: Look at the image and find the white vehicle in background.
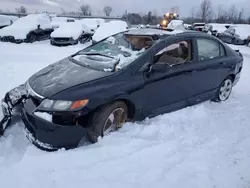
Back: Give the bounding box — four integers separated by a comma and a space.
92, 20, 129, 43
192, 22, 206, 31
0, 14, 54, 44
167, 20, 186, 30
51, 16, 75, 29
0, 15, 18, 29
50, 18, 105, 46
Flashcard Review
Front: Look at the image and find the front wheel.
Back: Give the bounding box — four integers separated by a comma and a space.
213, 77, 233, 102
28, 34, 37, 43
87, 101, 128, 143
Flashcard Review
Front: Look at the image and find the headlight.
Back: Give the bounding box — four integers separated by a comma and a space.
38, 99, 89, 111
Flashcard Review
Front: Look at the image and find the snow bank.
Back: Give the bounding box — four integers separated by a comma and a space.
0, 14, 53, 39
92, 20, 128, 42
50, 22, 90, 39
1, 41, 250, 188
233, 25, 250, 39
210, 23, 250, 39
0, 15, 18, 27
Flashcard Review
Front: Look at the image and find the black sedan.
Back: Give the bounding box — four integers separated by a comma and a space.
0, 28, 243, 151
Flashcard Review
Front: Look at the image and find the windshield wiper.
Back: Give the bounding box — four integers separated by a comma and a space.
77, 52, 115, 59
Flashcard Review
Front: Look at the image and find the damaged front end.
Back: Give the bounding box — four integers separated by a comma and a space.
0, 84, 27, 135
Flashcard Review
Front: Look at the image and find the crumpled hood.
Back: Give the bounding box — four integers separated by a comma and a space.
28, 58, 112, 98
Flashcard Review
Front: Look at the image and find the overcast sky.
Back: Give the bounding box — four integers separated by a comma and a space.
83, 0, 249, 16
0, 0, 249, 16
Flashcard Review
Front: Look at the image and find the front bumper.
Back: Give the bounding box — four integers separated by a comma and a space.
50, 37, 78, 46
20, 99, 88, 151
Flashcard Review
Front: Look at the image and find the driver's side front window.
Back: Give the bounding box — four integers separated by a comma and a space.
154, 40, 193, 67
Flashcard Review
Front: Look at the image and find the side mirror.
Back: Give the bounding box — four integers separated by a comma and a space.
151, 63, 170, 73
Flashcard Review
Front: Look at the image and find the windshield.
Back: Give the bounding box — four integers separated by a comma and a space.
73, 33, 154, 71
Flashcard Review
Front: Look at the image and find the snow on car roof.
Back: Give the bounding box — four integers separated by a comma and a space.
0, 14, 52, 39
50, 21, 90, 39
92, 20, 128, 42
125, 28, 184, 36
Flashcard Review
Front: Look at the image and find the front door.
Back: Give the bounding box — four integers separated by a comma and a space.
141, 38, 198, 117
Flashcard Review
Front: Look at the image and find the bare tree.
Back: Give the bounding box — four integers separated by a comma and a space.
237, 8, 244, 24
199, 0, 213, 22
80, 4, 91, 16
190, 7, 196, 21
103, 6, 112, 16
170, 6, 179, 13
227, 5, 238, 23
16, 6, 27, 14
216, 6, 228, 23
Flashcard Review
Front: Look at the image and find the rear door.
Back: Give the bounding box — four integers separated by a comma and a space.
188, 37, 232, 101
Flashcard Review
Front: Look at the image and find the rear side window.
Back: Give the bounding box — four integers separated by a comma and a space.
197, 38, 225, 61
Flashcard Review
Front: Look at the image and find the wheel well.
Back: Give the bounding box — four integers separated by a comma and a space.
116, 99, 135, 119
228, 74, 235, 81
88, 99, 136, 121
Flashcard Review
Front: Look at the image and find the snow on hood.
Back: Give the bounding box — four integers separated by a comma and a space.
50, 22, 90, 39
0, 14, 52, 39
92, 20, 128, 42
0, 15, 18, 27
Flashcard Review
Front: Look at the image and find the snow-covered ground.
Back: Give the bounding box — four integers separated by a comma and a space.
0, 38, 250, 188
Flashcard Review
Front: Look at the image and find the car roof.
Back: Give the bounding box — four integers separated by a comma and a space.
124, 27, 213, 40
125, 27, 184, 37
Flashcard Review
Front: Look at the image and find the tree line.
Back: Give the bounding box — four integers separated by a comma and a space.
9, 0, 250, 25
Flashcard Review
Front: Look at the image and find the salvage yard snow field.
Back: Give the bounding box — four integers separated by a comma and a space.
0, 40, 250, 188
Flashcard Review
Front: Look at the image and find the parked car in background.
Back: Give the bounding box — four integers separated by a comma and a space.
50, 18, 104, 46
167, 20, 186, 31
192, 23, 206, 31
79, 18, 105, 32
50, 21, 93, 46
51, 16, 75, 29
247, 36, 250, 46
216, 26, 249, 45
0, 14, 54, 43
0, 15, 18, 29
92, 20, 129, 43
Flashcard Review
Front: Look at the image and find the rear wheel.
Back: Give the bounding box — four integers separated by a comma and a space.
87, 101, 128, 143
232, 38, 237, 44
28, 33, 37, 43
213, 77, 233, 102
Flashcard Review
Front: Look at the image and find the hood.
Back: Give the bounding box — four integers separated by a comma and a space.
28, 58, 113, 98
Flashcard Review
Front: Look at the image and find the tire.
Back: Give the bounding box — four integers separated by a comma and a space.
232, 38, 237, 44
87, 101, 128, 143
213, 76, 233, 102
28, 33, 37, 43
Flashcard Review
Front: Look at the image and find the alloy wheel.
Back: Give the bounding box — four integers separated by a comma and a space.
103, 108, 127, 136
219, 79, 233, 101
